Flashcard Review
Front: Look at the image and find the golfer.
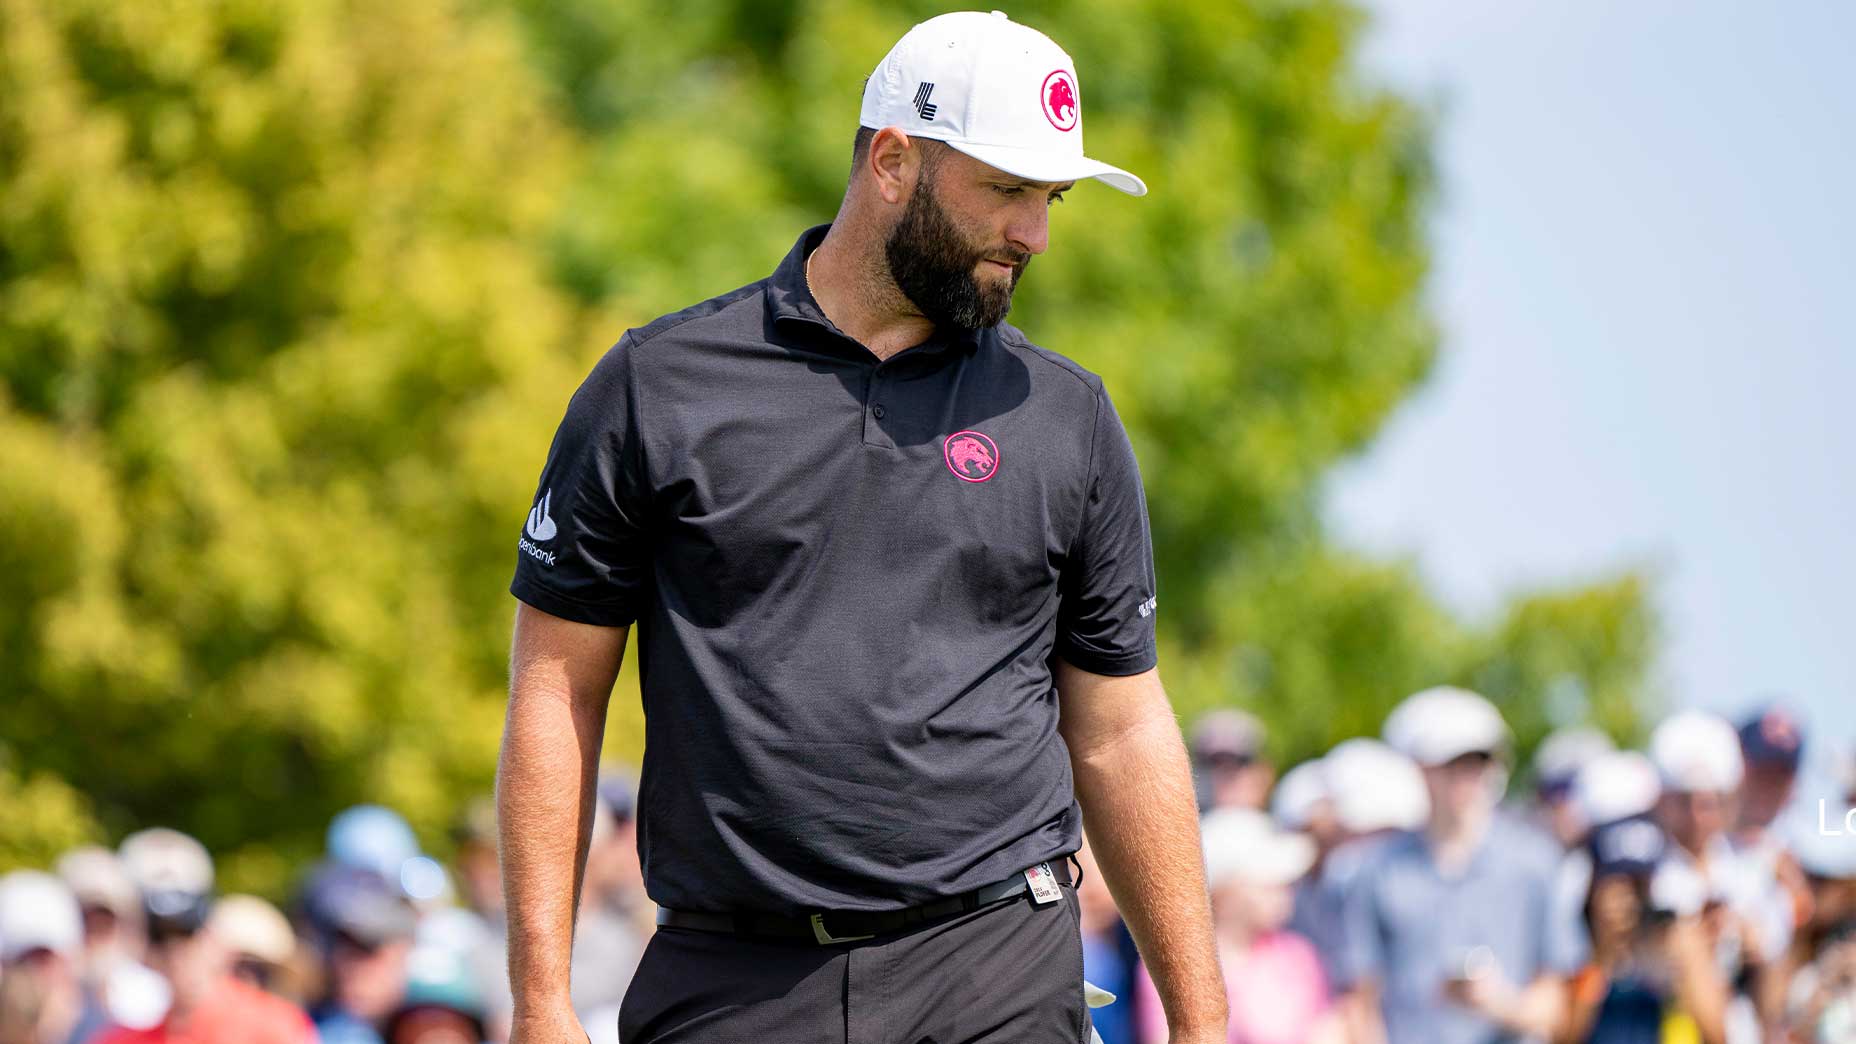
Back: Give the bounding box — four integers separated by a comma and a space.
499, 12, 1226, 1043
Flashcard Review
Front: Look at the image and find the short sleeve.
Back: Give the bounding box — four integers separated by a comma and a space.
1054, 384, 1159, 676
509, 335, 652, 627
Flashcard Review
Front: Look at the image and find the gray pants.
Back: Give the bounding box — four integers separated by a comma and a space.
614, 882, 1095, 1043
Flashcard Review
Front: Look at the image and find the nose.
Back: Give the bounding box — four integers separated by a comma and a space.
1004, 197, 1050, 257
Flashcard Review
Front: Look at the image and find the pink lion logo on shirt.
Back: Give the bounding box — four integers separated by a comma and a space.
943, 431, 1000, 483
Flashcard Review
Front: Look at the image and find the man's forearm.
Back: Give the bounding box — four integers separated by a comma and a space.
1070, 711, 1227, 1038
497, 673, 610, 1013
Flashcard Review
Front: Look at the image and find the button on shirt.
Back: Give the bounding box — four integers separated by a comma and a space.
1338, 816, 1587, 1044
510, 224, 1160, 915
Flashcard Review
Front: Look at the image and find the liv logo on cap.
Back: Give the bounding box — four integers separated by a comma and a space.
857, 11, 1147, 196
1041, 70, 1079, 131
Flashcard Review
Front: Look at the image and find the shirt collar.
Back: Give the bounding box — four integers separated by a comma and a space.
765, 223, 986, 358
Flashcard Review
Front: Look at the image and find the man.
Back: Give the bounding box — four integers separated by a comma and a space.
1190, 709, 1274, 814
498, 10, 1224, 1044
1528, 725, 1615, 848
300, 864, 419, 1044
0, 870, 93, 1044
1648, 708, 1787, 1044
1338, 687, 1583, 1044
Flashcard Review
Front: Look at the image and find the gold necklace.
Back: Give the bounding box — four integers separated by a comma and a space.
804, 251, 819, 301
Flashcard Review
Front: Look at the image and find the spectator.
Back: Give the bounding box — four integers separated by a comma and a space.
449, 799, 503, 929
207, 896, 300, 999
0, 871, 92, 1044
301, 864, 417, 1044
383, 925, 487, 1044
1338, 686, 1582, 1044
1293, 739, 1427, 981
53, 849, 167, 1036
1730, 706, 1811, 1001
327, 807, 449, 909
1137, 809, 1341, 1044
572, 774, 653, 1042
1563, 815, 1728, 1044
1073, 838, 1142, 1044
447, 798, 511, 1043
1531, 727, 1617, 849
97, 829, 314, 1044
1647, 710, 1774, 1044
1270, 760, 1340, 855
1192, 710, 1273, 813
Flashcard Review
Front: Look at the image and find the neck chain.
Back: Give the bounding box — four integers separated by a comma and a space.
804, 251, 820, 302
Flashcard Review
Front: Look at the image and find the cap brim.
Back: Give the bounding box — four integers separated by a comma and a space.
943, 140, 1147, 197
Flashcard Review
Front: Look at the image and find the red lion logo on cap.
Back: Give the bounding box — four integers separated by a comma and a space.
1041, 70, 1078, 132
943, 431, 1000, 483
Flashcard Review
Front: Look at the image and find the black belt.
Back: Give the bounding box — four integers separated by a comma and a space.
657, 857, 1075, 946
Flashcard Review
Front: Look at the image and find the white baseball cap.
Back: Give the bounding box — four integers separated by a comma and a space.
1573, 749, 1663, 828
1648, 710, 1744, 794
1323, 738, 1430, 833
208, 894, 297, 965
860, 11, 1147, 196
1533, 726, 1616, 790
1270, 759, 1331, 831
1382, 686, 1510, 767
1200, 808, 1315, 888
0, 870, 83, 962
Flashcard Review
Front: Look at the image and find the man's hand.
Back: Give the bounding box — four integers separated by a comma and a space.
1053, 657, 1229, 1040
509, 1008, 591, 1044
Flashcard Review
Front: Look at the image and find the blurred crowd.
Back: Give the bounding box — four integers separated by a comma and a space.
1080, 693, 1856, 1044
0, 777, 649, 1044
4, 693, 1855, 1044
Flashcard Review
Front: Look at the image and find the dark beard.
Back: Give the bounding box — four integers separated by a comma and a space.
885, 177, 1028, 330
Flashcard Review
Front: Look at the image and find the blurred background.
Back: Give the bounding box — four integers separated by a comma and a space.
2, 0, 1851, 1042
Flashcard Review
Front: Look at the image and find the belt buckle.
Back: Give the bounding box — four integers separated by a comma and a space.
809, 912, 875, 945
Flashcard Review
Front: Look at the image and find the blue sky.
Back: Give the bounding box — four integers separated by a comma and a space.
1327, 1, 1855, 782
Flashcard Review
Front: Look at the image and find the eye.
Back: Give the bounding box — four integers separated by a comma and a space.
992, 185, 1024, 197
1048, 192, 1065, 206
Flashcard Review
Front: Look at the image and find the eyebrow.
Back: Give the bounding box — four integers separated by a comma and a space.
998, 177, 1077, 193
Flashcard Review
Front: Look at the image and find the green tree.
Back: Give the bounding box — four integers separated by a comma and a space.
0, 0, 592, 890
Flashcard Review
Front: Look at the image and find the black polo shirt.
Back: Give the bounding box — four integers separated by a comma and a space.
510, 224, 1158, 915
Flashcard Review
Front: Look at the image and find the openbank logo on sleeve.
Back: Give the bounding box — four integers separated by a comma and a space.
519, 490, 556, 566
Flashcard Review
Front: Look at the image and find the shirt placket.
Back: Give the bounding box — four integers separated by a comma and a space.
862, 361, 893, 449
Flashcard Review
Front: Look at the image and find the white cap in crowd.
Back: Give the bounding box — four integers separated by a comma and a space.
208, 894, 297, 966
57, 845, 142, 920
0, 870, 83, 963
119, 827, 215, 896
1533, 726, 1616, 789
1201, 808, 1315, 888
1573, 749, 1663, 828
1270, 759, 1330, 831
860, 11, 1147, 195
1648, 710, 1745, 794
1323, 738, 1429, 833
1383, 686, 1510, 767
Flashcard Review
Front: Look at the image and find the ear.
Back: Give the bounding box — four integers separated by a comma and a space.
866, 126, 921, 206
